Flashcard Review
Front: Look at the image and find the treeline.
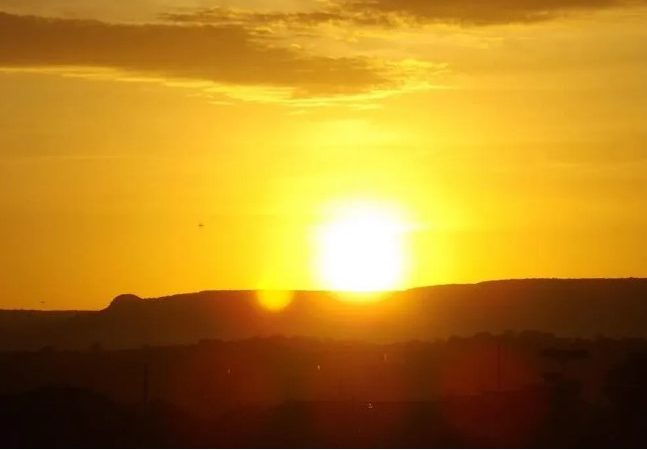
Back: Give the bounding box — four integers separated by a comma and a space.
1, 333, 647, 447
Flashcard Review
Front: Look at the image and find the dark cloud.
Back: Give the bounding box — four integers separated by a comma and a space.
160, 6, 403, 30
0, 12, 387, 95
345, 0, 647, 25
163, 0, 647, 27
161, 8, 345, 28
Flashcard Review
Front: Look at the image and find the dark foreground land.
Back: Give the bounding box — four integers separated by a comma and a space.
2, 334, 647, 448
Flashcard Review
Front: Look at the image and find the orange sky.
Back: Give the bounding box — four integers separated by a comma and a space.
1, 0, 647, 309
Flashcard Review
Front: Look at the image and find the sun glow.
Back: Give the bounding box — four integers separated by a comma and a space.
316, 202, 409, 294
257, 290, 294, 312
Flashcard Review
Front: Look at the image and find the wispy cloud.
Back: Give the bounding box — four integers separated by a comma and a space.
344, 0, 647, 25
162, 0, 647, 27
0, 12, 396, 100
7, 0, 638, 106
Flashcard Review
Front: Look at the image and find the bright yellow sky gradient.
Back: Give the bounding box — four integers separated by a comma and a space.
1, 1, 646, 309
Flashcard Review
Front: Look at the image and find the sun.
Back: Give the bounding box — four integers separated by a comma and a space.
316, 202, 408, 294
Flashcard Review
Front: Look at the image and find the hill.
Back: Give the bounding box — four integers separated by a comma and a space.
1, 278, 647, 350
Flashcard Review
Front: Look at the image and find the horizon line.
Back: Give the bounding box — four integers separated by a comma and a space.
6, 276, 647, 313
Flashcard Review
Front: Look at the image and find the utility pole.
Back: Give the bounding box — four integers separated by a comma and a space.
142, 362, 150, 407
496, 341, 502, 392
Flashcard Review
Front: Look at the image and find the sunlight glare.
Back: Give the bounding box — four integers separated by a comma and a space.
257, 290, 294, 312
316, 202, 408, 295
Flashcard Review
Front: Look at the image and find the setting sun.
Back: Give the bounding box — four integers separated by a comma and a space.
316, 203, 408, 294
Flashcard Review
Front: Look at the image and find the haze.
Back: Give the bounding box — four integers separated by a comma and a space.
1, 0, 647, 309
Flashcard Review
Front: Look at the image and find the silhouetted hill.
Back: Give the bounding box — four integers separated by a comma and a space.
2, 279, 647, 350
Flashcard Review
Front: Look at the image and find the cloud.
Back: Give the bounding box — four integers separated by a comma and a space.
163, 0, 647, 27
345, 0, 647, 25
0, 12, 390, 97
159, 6, 404, 30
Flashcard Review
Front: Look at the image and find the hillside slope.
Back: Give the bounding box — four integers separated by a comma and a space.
1, 279, 646, 350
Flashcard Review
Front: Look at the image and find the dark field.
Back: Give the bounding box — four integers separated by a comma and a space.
2, 334, 647, 447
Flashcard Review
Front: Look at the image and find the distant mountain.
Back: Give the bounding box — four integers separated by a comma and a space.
1, 279, 647, 350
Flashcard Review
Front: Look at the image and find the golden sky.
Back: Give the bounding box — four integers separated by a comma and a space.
1, 0, 647, 309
